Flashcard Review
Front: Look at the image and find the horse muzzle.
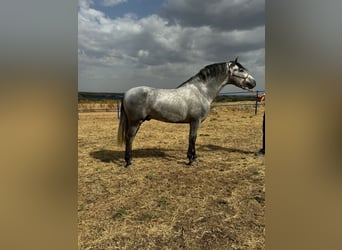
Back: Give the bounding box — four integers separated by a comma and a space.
246, 78, 256, 89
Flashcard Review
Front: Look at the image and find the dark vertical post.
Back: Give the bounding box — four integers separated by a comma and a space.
255, 90, 259, 115
116, 99, 120, 119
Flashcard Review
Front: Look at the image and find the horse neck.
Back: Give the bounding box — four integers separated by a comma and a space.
194, 76, 228, 103
177, 63, 229, 103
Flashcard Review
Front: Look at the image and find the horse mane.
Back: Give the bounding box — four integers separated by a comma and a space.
234, 62, 248, 71
177, 62, 227, 88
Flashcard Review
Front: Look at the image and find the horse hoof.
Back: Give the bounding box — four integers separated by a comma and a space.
186, 160, 196, 166
254, 149, 265, 157
124, 162, 132, 168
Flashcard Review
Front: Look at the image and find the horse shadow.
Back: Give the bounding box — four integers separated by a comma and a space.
90, 144, 254, 166
89, 147, 176, 166
198, 144, 255, 155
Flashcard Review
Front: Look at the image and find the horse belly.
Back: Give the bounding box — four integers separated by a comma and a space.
150, 99, 188, 123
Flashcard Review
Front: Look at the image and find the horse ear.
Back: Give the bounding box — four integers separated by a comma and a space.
234, 57, 238, 63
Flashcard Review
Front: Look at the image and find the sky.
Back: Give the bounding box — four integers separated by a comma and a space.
78, 0, 265, 93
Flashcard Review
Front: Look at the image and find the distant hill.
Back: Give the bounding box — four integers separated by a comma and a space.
78, 92, 257, 102
78, 92, 123, 101
214, 94, 256, 102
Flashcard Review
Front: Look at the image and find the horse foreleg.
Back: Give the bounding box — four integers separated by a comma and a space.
124, 123, 141, 167
187, 120, 200, 165
124, 137, 133, 167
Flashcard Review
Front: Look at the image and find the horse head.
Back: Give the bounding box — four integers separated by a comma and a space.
228, 57, 256, 90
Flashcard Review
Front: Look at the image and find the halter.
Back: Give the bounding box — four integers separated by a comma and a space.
227, 62, 252, 91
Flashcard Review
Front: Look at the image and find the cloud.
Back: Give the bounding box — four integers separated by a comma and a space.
79, 0, 127, 8
161, 0, 265, 31
78, 0, 265, 92
102, 0, 127, 7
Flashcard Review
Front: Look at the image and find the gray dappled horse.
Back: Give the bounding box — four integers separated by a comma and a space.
118, 58, 256, 167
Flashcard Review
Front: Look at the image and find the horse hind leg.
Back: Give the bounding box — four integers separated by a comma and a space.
124, 121, 142, 167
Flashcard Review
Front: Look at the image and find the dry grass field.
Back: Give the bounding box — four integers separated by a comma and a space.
78, 101, 265, 249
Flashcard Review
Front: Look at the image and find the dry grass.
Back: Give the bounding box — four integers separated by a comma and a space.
78, 102, 265, 249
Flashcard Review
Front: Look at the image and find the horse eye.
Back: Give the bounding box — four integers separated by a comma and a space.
239, 68, 244, 72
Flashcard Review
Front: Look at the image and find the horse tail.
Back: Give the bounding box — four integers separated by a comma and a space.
117, 99, 127, 146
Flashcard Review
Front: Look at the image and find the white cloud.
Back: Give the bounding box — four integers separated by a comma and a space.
78, 0, 94, 9
137, 49, 149, 57
78, 0, 127, 8
102, 0, 127, 7
161, 0, 264, 31
78, 1, 265, 92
